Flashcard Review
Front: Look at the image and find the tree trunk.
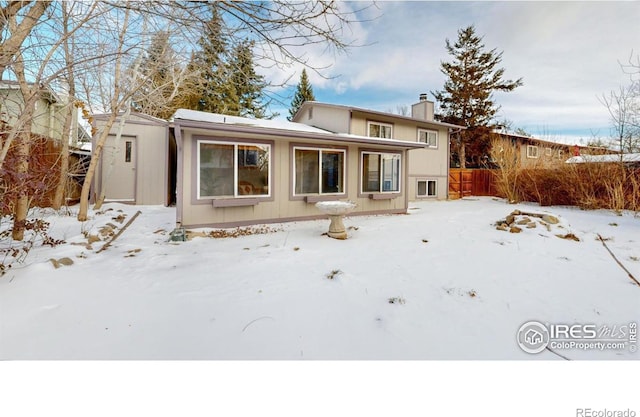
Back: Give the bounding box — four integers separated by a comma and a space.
51, 104, 72, 210
459, 142, 466, 169
11, 51, 36, 240
77, 112, 118, 221
94, 106, 132, 210
52, 1, 76, 211
12, 132, 30, 241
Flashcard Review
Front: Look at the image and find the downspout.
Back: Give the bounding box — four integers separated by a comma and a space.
174, 122, 184, 227
90, 118, 97, 204
163, 122, 169, 207
49, 102, 56, 139
448, 128, 463, 200
404, 148, 409, 212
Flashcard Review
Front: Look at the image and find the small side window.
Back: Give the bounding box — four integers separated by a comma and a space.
125, 141, 132, 163
417, 180, 437, 197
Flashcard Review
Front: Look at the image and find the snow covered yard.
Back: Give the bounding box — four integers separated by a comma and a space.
0, 197, 638, 360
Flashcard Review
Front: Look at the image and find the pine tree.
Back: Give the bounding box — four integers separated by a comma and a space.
288, 68, 315, 121
229, 39, 271, 118
193, 6, 232, 114
432, 26, 522, 168
187, 8, 272, 118
131, 31, 186, 119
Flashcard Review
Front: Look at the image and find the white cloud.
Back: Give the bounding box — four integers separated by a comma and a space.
266, 1, 639, 139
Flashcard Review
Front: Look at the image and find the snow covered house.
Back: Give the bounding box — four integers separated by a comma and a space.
292, 95, 464, 200
172, 109, 428, 228
91, 97, 463, 228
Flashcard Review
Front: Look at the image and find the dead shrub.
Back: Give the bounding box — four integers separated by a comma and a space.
507, 162, 639, 213
490, 137, 522, 203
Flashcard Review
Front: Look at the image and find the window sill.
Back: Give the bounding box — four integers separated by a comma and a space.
369, 193, 399, 200
212, 198, 260, 207
304, 195, 343, 203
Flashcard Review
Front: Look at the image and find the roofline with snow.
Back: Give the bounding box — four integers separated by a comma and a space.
92, 111, 169, 126
172, 116, 429, 150
294, 101, 467, 130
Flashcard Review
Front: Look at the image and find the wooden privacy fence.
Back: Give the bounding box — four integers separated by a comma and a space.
0, 135, 88, 214
449, 169, 497, 199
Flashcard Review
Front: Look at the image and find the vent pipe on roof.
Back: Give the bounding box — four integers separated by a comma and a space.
419, 93, 428, 102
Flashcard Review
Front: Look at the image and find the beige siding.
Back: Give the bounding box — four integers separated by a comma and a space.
406, 126, 449, 200
301, 107, 451, 201
94, 114, 168, 205
350, 113, 450, 200
295, 105, 350, 133
178, 127, 409, 228
518, 142, 569, 169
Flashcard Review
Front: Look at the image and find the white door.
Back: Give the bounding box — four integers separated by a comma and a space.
101, 135, 136, 202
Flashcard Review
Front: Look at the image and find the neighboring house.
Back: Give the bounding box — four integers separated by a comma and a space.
496, 132, 614, 169
92, 112, 171, 205
0, 80, 76, 142
292, 95, 464, 200
0, 81, 88, 210
172, 109, 428, 228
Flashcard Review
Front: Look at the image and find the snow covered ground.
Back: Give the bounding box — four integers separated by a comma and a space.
0, 197, 638, 360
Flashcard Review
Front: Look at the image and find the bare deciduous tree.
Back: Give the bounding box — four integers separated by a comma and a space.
1, 0, 370, 226
0, 0, 52, 76
599, 83, 639, 154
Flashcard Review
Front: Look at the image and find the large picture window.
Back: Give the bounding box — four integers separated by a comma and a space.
294, 147, 345, 195
361, 151, 401, 193
198, 140, 270, 198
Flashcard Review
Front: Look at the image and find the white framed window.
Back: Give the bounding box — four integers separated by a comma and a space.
417, 179, 437, 197
545, 147, 553, 157
197, 140, 271, 199
557, 149, 564, 160
418, 129, 438, 148
526, 145, 539, 158
367, 121, 393, 139
361, 151, 401, 193
293, 147, 346, 195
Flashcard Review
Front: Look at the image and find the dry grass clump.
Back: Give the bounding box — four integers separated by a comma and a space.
490, 137, 521, 203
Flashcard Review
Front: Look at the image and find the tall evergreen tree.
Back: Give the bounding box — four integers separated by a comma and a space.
229, 39, 271, 118
193, 6, 233, 114
432, 25, 522, 168
288, 68, 315, 120
131, 31, 186, 119
186, 8, 272, 118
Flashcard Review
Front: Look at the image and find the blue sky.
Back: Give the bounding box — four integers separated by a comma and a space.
267, 1, 640, 145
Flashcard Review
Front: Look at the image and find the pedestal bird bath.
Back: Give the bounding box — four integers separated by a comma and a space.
315, 201, 357, 240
